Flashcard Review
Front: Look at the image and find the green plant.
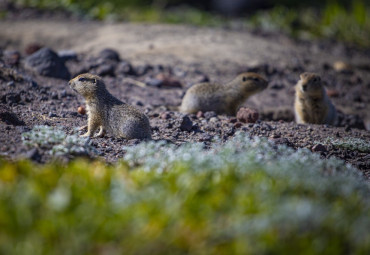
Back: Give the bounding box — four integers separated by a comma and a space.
22, 125, 97, 156
1, 132, 369, 254
321, 137, 370, 152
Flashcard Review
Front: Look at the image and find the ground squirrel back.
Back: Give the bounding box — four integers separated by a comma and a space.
180, 72, 268, 115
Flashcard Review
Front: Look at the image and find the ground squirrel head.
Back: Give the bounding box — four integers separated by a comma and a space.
69, 73, 106, 98
231, 72, 268, 94
298, 72, 323, 95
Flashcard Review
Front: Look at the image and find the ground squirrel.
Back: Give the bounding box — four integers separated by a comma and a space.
294, 72, 337, 125
69, 73, 151, 139
179, 72, 268, 115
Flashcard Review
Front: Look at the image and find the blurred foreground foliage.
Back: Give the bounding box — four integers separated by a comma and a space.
12, 0, 370, 47
1, 132, 369, 254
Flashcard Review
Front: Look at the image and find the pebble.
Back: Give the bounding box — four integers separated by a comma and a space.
237, 107, 259, 123
229, 117, 237, 123
115, 61, 135, 75
24, 43, 43, 55
48, 112, 57, 118
4, 50, 21, 66
209, 117, 218, 123
160, 112, 171, 120
98, 48, 120, 62
326, 89, 339, 98
233, 122, 243, 128
145, 77, 163, 88
77, 106, 86, 115
204, 111, 217, 119
96, 63, 116, 76
51, 92, 59, 99
180, 116, 193, 132
312, 144, 327, 152
58, 50, 77, 62
155, 73, 182, 88
196, 111, 204, 118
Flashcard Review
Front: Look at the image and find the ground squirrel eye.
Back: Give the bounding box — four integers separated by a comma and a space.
78, 77, 87, 82
253, 77, 259, 82
242, 76, 247, 82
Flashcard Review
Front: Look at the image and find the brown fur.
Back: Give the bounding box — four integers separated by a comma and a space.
180, 72, 268, 115
294, 72, 337, 125
69, 73, 151, 139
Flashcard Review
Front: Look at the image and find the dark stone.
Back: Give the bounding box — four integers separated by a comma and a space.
0, 105, 25, 126
115, 61, 135, 75
98, 48, 120, 62
135, 65, 153, 76
96, 63, 116, 76
4, 50, 21, 66
25, 48, 70, 80
25, 148, 41, 162
51, 92, 59, 99
180, 116, 193, 132
312, 144, 327, 152
48, 112, 57, 118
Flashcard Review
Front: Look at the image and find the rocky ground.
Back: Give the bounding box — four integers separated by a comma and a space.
0, 7, 369, 179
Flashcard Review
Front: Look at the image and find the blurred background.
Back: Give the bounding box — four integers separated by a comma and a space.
4, 0, 370, 47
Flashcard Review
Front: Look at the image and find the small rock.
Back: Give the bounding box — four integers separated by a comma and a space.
96, 63, 116, 76
77, 106, 86, 115
0, 105, 25, 126
333, 61, 352, 73
229, 117, 238, 123
24, 47, 70, 80
199, 133, 213, 142
209, 117, 218, 123
24, 148, 41, 162
98, 48, 120, 62
115, 61, 135, 75
58, 50, 77, 62
25, 43, 43, 55
4, 50, 21, 66
145, 77, 163, 88
51, 92, 59, 99
48, 112, 57, 118
180, 116, 193, 132
196, 111, 204, 118
233, 122, 243, 128
160, 112, 171, 120
312, 144, 327, 152
7, 81, 15, 87
204, 111, 217, 119
30, 80, 38, 88
237, 107, 259, 123
155, 73, 182, 88
135, 65, 153, 76
326, 89, 339, 98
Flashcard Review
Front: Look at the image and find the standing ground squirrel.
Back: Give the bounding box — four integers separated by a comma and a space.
294, 72, 337, 125
180, 72, 268, 115
69, 73, 151, 139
